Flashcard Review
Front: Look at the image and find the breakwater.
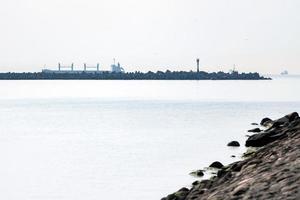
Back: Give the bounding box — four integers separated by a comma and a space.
162, 112, 300, 200
0, 71, 269, 80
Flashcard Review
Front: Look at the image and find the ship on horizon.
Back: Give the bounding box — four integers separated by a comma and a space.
42, 60, 125, 74
280, 70, 288, 75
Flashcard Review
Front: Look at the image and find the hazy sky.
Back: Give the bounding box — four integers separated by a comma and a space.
0, 0, 299, 74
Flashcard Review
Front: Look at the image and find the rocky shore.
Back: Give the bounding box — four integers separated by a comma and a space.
162, 112, 300, 200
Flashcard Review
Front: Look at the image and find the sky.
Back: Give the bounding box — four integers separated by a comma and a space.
0, 0, 299, 74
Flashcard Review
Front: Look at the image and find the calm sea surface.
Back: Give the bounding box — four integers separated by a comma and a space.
0, 76, 299, 199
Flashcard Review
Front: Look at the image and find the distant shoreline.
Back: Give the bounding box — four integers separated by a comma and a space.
0, 71, 270, 80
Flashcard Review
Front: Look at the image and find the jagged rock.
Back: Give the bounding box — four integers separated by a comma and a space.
227, 141, 240, 147
248, 128, 261, 133
209, 161, 224, 169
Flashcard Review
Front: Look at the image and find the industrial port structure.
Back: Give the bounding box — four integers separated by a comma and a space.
0, 59, 269, 80
42, 60, 125, 74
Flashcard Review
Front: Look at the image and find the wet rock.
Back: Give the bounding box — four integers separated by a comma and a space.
190, 170, 204, 177
245, 129, 287, 147
217, 169, 228, 178
227, 141, 240, 147
270, 112, 299, 128
248, 128, 262, 133
209, 161, 224, 169
192, 180, 200, 186
197, 179, 213, 189
162, 188, 190, 200
242, 148, 257, 158
260, 117, 273, 126
274, 116, 289, 125
285, 112, 299, 122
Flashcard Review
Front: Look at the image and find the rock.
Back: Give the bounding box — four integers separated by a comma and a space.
274, 116, 289, 125
227, 141, 240, 147
231, 155, 236, 158
242, 148, 256, 158
245, 130, 287, 147
260, 117, 273, 126
197, 179, 213, 189
270, 112, 299, 128
190, 170, 204, 177
192, 180, 200, 186
209, 161, 224, 169
162, 188, 190, 200
251, 123, 259, 125
232, 183, 250, 196
285, 112, 299, 122
248, 128, 262, 132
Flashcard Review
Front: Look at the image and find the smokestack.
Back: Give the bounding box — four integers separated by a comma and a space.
196, 58, 200, 73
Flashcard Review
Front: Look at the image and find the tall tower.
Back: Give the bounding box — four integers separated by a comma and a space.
196, 58, 200, 73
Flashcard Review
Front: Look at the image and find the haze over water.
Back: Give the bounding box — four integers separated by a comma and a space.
0, 76, 299, 199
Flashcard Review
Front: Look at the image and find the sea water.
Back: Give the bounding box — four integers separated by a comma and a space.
0, 76, 299, 199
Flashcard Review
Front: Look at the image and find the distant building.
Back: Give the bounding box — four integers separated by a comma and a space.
111, 62, 125, 73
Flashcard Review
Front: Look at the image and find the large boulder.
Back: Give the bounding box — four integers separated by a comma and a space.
209, 161, 224, 169
260, 117, 273, 126
227, 141, 240, 147
284, 112, 299, 122
245, 129, 287, 147
264, 112, 299, 130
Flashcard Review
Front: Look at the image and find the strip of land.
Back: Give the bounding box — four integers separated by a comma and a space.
0, 71, 269, 80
